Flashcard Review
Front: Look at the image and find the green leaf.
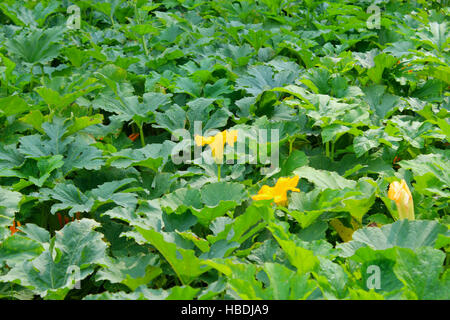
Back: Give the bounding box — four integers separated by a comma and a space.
154, 105, 186, 133
107, 143, 170, 171
96, 254, 161, 291
89, 178, 137, 210
174, 77, 202, 97
40, 183, 94, 216
0, 95, 29, 116
0, 144, 25, 170
417, 22, 449, 52
0, 235, 45, 267
237, 65, 296, 97
268, 222, 319, 275
0, 187, 22, 230
294, 166, 356, 190
5, 27, 64, 64
337, 220, 450, 257
84, 285, 199, 300
278, 150, 308, 177
399, 154, 450, 188
394, 247, 449, 299
200, 182, 246, 207
203, 259, 266, 299
64, 114, 104, 138
160, 188, 202, 214
353, 129, 384, 157
363, 85, 400, 119
135, 227, 209, 285
63, 141, 104, 174
367, 53, 397, 84
313, 257, 349, 299
264, 262, 317, 299
28, 155, 64, 187
271, 85, 315, 109
0, 219, 107, 299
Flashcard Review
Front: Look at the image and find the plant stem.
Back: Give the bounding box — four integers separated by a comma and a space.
331, 141, 335, 160
142, 36, 149, 56
325, 141, 330, 158
41, 206, 48, 230
5, 77, 8, 95
138, 123, 145, 147
289, 138, 294, 156
29, 64, 36, 92
217, 164, 221, 182
40, 64, 45, 85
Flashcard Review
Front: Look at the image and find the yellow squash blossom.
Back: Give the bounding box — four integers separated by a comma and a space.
195, 130, 238, 163
388, 179, 415, 220
252, 176, 300, 206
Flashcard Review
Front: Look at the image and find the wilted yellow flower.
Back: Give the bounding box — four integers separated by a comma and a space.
388, 179, 415, 220
195, 130, 238, 163
330, 219, 360, 242
252, 176, 300, 206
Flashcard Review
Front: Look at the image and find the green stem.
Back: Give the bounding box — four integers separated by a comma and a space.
5, 77, 8, 95
29, 64, 36, 92
41, 206, 48, 230
289, 138, 294, 156
331, 141, 335, 160
139, 123, 145, 148
325, 141, 330, 158
217, 164, 221, 182
40, 64, 45, 85
142, 36, 149, 56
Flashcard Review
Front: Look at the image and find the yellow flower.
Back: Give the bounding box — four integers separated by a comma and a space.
195, 130, 238, 162
388, 179, 415, 220
252, 176, 300, 206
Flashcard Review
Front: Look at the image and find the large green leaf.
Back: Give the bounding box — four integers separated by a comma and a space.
0, 144, 24, 171
204, 259, 316, 300
417, 22, 449, 52
0, 187, 22, 232
236, 65, 297, 97
107, 143, 172, 171
96, 253, 162, 291
89, 178, 138, 210
0, 219, 107, 299
135, 226, 209, 285
0, 234, 45, 268
399, 154, 450, 188
5, 27, 64, 64
0, 95, 29, 116
267, 222, 319, 275
84, 285, 200, 300
293, 166, 356, 190
394, 247, 449, 299
338, 220, 449, 257
39, 183, 94, 216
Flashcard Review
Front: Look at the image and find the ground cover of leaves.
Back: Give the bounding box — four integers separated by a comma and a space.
0, 0, 449, 300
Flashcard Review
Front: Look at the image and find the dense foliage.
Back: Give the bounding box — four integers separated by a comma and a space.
0, 0, 449, 300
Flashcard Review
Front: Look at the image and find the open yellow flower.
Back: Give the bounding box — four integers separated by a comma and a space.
252, 176, 300, 206
388, 179, 415, 220
195, 130, 238, 163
